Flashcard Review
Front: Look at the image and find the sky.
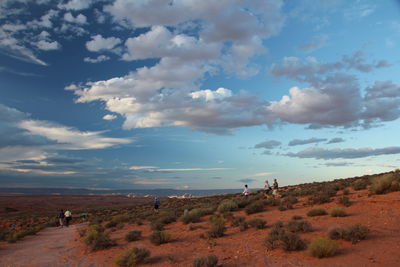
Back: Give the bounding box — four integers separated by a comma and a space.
1, 0, 400, 190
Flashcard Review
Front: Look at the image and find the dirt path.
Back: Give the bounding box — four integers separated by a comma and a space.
0, 224, 87, 267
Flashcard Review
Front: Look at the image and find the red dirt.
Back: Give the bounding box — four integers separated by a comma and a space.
1, 189, 400, 266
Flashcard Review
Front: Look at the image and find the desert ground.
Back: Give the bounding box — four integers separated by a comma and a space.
1, 173, 400, 267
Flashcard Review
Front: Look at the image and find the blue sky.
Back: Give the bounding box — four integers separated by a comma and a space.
1, 0, 400, 190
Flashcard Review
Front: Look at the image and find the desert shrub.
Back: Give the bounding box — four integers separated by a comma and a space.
231, 216, 245, 227
0, 228, 9, 241
278, 201, 293, 211
352, 180, 368, 190
264, 197, 281, 206
149, 231, 172, 245
115, 247, 150, 267
222, 212, 234, 220
182, 208, 214, 224
330, 207, 347, 217
248, 218, 267, 229
245, 200, 264, 214
151, 220, 165, 231
308, 193, 331, 205
284, 195, 298, 205
337, 196, 351, 207
207, 216, 226, 238
157, 212, 177, 225
218, 199, 238, 213
344, 224, 369, 244
105, 221, 118, 228
188, 224, 204, 231
193, 254, 218, 267
125, 230, 141, 242
328, 224, 369, 244
292, 215, 303, 220
343, 188, 350, 195
265, 228, 306, 251
308, 238, 337, 258
236, 197, 252, 208
113, 214, 130, 223
271, 221, 284, 229
287, 220, 312, 233
369, 174, 399, 194
84, 224, 114, 251
307, 207, 327, 217
328, 227, 346, 240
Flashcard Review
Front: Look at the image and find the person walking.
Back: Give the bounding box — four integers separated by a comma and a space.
243, 184, 249, 196
154, 197, 160, 213
264, 180, 271, 195
272, 179, 279, 196
58, 209, 65, 228
64, 210, 72, 227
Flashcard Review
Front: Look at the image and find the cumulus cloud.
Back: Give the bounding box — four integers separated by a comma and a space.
64, 12, 87, 24
36, 40, 60, 50
84, 55, 110, 63
86, 34, 121, 52
102, 114, 117, 120
58, 0, 93, 10
254, 140, 281, 149
287, 146, 400, 160
288, 137, 327, 146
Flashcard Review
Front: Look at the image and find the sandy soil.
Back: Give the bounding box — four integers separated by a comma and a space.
1, 189, 400, 266
0, 223, 87, 267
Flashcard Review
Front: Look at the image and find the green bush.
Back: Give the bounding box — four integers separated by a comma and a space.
245, 200, 264, 215
344, 224, 369, 244
330, 207, 347, 217
287, 220, 312, 233
125, 230, 141, 242
328, 227, 346, 240
369, 174, 399, 194
337, 196, 351, 207
265, 228, 306, 251
307, 207, 327, 217
218, 200, 238, 213
248, 218, 267, 229
308, 237, 337, 258
207, 216, 226, 238
115, 247, 150, 267
182, 208, 214, 224
84, 224, 115, 251
192, 254, 218, 267
352, 180, 368, 190
149, 231, 172, 245
327, 224, 369, 244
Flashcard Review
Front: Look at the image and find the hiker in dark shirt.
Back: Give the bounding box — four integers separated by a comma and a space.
58, 209, 65, 228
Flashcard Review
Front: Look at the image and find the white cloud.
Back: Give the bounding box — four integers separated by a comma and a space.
129, 166, 158, 170
299, 34, 329, 53
288, 137, 327, 146
102, 114, 117, 120
58, 0, 93, 10
18, 120, 132, 150
36, 40, 60, 50
84, 55, 110, 63
86, 34, 121, 52
287, 146, 400, 159
64, 12, 87, 24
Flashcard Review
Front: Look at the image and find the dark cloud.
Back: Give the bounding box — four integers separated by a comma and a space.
288, 137, 327, 146
254, 140, 281, 149
324, 162, 352, 167
327, 137, 345, 144
237, 178, 256, 184
287, 146, 400, 160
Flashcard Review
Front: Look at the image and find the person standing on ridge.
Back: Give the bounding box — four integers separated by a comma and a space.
272, 179, 279, 196
64, 209, 72, 227
154, 197, 160, 213
243, 184, 249, 196
58, 209, 65, 228
264, 180, 271, 195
